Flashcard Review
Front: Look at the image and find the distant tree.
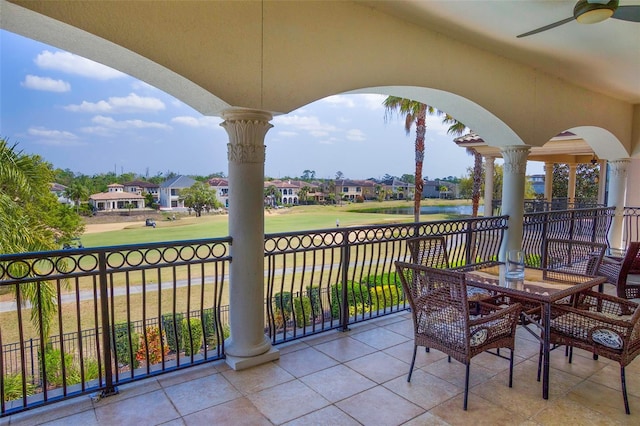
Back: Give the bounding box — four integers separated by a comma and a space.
264, 184, 282, 206
181, 182, 220, 217
144, 192, 156, 208
335, 171, 344, 180
552, 163, 599, 201
400, 174, 415, 184
64, 182, 89, 213
375, 184, 386, 202
298, 185, 310, 205
301, 170, 316, 181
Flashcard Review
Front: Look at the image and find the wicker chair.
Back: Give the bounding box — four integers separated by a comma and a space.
406, 236, 450, 268
546, 291, 640, 414
395, 261, 522, 410
542, 238, 607, 280
597, 241, 640, 299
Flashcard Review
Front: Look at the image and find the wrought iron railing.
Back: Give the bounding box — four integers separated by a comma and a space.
0, 207, 617, 416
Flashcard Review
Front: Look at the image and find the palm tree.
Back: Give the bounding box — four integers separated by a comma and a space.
442, 116, 483, 217
64, 182, 89, 213
384, 96, 441, 222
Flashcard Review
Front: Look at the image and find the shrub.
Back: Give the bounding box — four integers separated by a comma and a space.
369, 285, 401, 311
82, 357, 100, 382
292, 297, 312, 328
182, 318, 203, 356
42, 347, 74, 387
202, 308, 219, 346
113, 322, 140, 368
361, 272, 400, 287
3, 373, 35, 401
306, 286, 322, 318
272, 292, 293, 327
162, 312, 184, 352
330, 281, 370, 318
136, 326, 169, 364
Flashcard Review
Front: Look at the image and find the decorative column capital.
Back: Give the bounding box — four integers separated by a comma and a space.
608, 158, 631, 178
221, 108, 273, 164
500, 145, 531, 174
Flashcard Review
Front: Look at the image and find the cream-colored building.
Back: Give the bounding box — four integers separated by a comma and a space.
89, 183, 145, 212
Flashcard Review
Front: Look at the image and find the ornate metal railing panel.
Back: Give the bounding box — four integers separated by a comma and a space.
263, 216, 508, 344
623, 207, 640, 247
0, 238, 230, 416
521, 207, 614, 265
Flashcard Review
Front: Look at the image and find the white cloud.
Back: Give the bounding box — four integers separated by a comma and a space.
90, 115, 171, 130
21, 75, 70, 92
64, 93, 165, 114
346, 129, 366, 141
360, 94, 386, 110
273, 114, 339, 135
171, 115, 222, 128
35, 50, 126, 80
320, 95, 356, 108
277, 131, 298, 137
28, 127, 84, 146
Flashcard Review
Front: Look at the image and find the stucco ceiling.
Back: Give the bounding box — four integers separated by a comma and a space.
365, 0, 640, 104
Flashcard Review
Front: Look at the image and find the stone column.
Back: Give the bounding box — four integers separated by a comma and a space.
500, 145, 531, 260
607, 159, 630, 250
597, 159, 607, 205
544, 162, 554, 203
567, 163, 577, 205
484, 156, 495, 217
220, 108, 279, 370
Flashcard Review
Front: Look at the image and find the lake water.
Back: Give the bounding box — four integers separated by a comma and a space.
367, 205, 483, 216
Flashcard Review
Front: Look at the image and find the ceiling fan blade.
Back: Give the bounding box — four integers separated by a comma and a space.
611, 5, 640, 22
517, 16, 576, 38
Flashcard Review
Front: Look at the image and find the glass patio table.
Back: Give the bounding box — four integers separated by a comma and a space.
457, 262, 607, 400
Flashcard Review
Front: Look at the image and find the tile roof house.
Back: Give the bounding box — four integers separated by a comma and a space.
122, 180, 160, 203
335, 179, 377, 201
88, 183, 145, 212
208, 178, 229, 208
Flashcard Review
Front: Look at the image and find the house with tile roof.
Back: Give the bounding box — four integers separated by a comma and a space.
89, 183, 146, 212
208, 178, 229, 208
122, 180, 160, 203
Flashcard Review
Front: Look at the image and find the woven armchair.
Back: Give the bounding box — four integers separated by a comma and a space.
406, 236, 450, 268
395, 261, 522, 410
542, 238, 607, 280
546, 291, 640, 414
597, 241, 640, 299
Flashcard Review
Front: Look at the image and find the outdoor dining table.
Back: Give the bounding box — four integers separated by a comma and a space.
457, 262, 607, 400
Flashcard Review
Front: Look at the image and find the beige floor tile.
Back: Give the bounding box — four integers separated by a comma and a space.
247, 380, 329, 424
383, 369, 461, 410
567, 379, 640, 423
422, 356, 497, 389
470, 350, 517, 374
336, 386, 424, 426
91, 377, 162, 407
94, 389, 180, 426
547, 350, 608, 380
282, 405, 361, 426
533, 398, 623, 425
345, 350, 409, 383
368, 314, 408, 327
589, 363, 640, 398
430, 393, 528, 426
221, 361, 295, 394
275, 339, 310, 355
349, 326, 409, 350
158, 419, 186, 426
157, 362, 218, 388
313, 335, 377, 362
381, 318, 415, 338
182, 396, 271, 426
514, 336, 544, 359
276, 346, 338, 378
164, 373, 241, 416
300, 364, 376, 403
383, 340, 448, 368
7, 396, 94, 426
40, 409, 99, 426
402, 411, 451, 426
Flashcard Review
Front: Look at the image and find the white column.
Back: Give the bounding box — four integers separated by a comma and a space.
597, 159, 607, 205
567, 163, 577, 205
607, 159, 630, 250
500, 145, 531, 260
544, 162, 553, 203
483, 156, 495, 217
221, 108, 279, 370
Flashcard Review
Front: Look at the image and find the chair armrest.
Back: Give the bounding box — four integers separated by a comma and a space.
552, 291, 638, 324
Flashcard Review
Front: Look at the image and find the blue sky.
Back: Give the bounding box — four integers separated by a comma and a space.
1, 29, 544, 181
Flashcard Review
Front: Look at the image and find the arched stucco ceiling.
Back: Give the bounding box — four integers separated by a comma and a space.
569, 127, 629, 160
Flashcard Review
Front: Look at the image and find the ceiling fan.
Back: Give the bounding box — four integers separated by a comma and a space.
517, 0, 640, 38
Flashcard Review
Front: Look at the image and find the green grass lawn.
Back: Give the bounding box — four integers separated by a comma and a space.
80, 199, 472, 248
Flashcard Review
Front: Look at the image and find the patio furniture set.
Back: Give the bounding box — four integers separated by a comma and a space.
396, 237, 640, 414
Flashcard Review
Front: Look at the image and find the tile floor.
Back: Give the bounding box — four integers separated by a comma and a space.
2, 311, 639, 425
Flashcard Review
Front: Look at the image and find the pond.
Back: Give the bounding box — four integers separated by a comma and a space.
366, 205, 483, 216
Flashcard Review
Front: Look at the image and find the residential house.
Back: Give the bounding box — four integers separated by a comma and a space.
50, 183, 73, 205
122, 180, 160, 204
264, 180, 299, 205
208, 178, 229, 208
423, 179, 459, 199
159, 175, 196, 210
89, 183, 145, 212
379, 178, 413, 200
335, 179, 377, 201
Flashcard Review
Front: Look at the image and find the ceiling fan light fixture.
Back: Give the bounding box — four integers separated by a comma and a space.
574, 0, 618, 24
